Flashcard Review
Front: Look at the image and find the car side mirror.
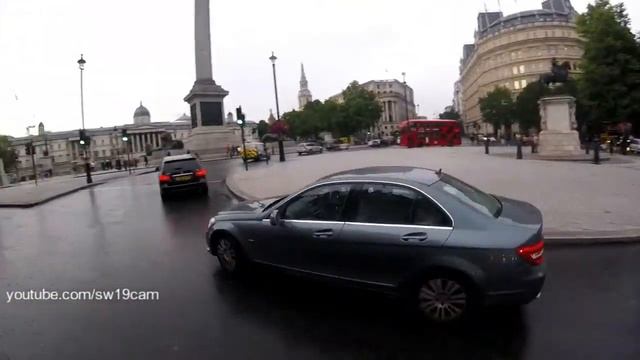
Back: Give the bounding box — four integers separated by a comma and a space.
269, 210, 282, 226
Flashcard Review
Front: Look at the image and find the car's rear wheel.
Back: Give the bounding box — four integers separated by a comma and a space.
215, 237, 246, 274
417, 276, 473, 323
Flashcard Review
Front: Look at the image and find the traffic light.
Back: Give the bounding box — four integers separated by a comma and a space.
78, 129, 90, 146
235, 106, 245, 127
25, 142, 33, 155
121, 129, 129, 142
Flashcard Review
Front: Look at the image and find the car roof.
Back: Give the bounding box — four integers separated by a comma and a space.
162, 154, 196, 163
318, 166, 442, 186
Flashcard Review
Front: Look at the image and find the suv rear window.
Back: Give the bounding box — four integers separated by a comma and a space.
162, 159, 200, 173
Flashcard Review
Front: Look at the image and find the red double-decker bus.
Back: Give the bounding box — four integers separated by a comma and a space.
398, 119, 462, 147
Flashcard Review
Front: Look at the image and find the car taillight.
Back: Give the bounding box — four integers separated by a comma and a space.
159, 174, 171, 183
517, 240, 544, 266
195, 168, 207, 178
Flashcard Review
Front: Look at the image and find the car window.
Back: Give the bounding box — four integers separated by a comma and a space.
343, 183, 452, 227
413, 194, 452, 227
162, 159, 199, 173
434, 174, 501, 217
282, 183, 351, 221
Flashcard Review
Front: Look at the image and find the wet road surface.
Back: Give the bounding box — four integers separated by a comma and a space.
0, 159, 639, 359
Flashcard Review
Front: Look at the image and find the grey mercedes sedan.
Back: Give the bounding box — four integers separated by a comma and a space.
206, 166, 545, 322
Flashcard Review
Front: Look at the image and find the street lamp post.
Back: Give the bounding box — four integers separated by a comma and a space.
402, 72, 410, 120
77, 54, 92, 184
269, 51, 285, 162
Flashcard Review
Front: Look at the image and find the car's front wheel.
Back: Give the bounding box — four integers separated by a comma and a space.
215, 237, 246, 274
417, 276, 474, 323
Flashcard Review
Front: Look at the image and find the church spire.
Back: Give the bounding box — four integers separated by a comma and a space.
298, 62, 312, 109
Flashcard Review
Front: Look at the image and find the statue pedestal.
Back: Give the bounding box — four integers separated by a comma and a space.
183, 79, 238, 155
537, 96, 582, 156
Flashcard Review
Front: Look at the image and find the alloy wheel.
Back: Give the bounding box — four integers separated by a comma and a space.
418, 278, 467, 322
216, 238, 237, 272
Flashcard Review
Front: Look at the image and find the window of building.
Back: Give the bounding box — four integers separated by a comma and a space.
510, 52, 516, 59
514, 81, 520, 90
519, 65, 525, 74
388, 84, 392, 88
376, 84, 380, 89
58, 144, 62, 150
102, 150, 106, 156
520, 79, 528, 88
101, 139, 104, 145
512, 66, 518, 75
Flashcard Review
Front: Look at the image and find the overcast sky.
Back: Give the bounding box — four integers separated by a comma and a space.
0, 0, 638, 137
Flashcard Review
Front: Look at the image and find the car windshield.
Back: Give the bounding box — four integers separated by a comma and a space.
434, 174, 502, 217
162, 159, 199, 173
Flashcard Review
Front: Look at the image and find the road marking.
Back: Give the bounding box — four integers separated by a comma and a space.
207, 180, 223, 183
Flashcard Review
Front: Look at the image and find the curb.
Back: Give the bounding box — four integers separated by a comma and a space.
0, 182, 104, 208
224, 175, 640, 246
135, 169, 157, 176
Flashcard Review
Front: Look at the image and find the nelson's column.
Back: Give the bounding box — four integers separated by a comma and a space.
183, 0, 235, 154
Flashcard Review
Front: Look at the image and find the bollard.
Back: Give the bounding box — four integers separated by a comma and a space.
585, 141, 590, 155
593, 140, 600, 165
516, 139, 523, 159
609, 140, 614, 154
484, 138, 489, 154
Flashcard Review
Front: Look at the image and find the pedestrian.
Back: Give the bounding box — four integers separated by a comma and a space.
143, 155, 148, 167
166, 151, 171, 156
226, 144, 231, 158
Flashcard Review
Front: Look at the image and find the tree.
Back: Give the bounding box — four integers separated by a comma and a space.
576, 0, 640, 136
338, 81, 382, 136
479, 86, 515, 138
515, 81, 549, 133
0, 135, 17, 171
257, 120, 269, 139
438, 106, 460, 120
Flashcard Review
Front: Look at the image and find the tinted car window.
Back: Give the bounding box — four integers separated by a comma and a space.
344, 184, 416, 225
162, 159, 199, 173
413, 195, 452, 227
345, 183, 452, 227
283, 184, 350, 221
434, 174, 501, 217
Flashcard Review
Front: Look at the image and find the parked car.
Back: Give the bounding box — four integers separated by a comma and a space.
297, 143, 323, 155
368, 139, 381, 147
324, 141, 340, 151
339, 143, 350, 151
158, 154, 208, 200
629, 137, 640, 154
206, 166, 545, 323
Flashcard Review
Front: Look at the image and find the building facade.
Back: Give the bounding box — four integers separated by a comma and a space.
9, 105, 192, 179
329, 79, 416, 138
458, 0, 583, 135
298, 63, 313, 109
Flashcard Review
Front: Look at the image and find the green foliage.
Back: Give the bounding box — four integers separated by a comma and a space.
282, 81, 382, 139
479, 86, 515, 137
438, 107, 461, 120
257, 120, 269, 139
576, 0, 640, 134
515, 81, 549, 133
0, 135, 17, 171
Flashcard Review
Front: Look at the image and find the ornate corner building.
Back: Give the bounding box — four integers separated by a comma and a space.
456, 0, 584, 135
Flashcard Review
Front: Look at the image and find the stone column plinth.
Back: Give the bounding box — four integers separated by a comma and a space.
537, 96, 582, 156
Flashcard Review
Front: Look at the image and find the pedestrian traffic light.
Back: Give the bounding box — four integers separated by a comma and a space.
121, 129, 128, 142
235, 106, 245, 127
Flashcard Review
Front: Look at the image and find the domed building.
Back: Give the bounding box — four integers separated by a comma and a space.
133, 102, 151, 124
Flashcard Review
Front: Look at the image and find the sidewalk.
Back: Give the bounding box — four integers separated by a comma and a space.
0, 168, 156, 208
226, 146, 640, 244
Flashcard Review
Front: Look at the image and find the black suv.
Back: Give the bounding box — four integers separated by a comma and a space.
158, 154, 208, 200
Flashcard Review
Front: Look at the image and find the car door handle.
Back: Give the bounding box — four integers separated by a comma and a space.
313, 229, 334, 238
401, 232, 428, 242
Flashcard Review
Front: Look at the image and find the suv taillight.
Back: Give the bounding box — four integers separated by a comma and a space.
195, 168, 207, 178
517, 240, 544, 266
159, 174, 171, 183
